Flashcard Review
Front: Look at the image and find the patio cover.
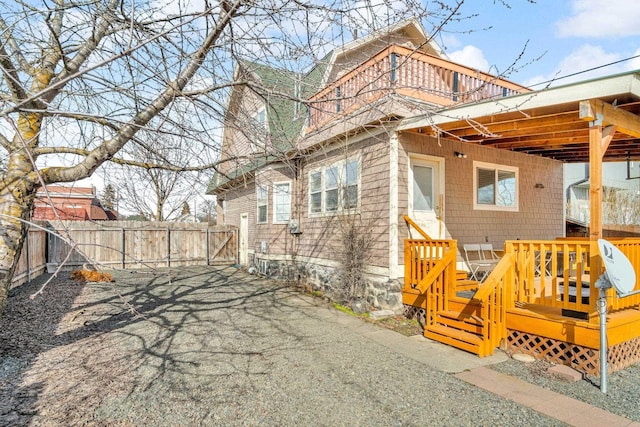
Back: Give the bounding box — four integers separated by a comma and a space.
398, 70, 640, 242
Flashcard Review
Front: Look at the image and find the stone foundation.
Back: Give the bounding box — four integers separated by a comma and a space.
254, 256, 403, 312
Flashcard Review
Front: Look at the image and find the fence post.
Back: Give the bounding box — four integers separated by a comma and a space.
206, 228, 210, 266
121, 228, 126, 269
166, 227, 171, 267
25, 228, 31, 282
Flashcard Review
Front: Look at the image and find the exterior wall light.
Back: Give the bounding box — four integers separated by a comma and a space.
454, 151, 467, 159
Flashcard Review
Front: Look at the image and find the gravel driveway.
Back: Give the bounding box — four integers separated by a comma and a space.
0, 266, 614, 425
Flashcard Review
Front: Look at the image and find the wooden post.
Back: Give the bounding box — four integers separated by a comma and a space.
121, 228, 126, 269
166, 228, 171, 267
206, 228, 210, 266
589, 125, 603, 241
589, 125, 604, 326
25, 228, 31, 282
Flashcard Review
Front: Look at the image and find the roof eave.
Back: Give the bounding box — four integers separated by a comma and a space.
398, 71, 640, 131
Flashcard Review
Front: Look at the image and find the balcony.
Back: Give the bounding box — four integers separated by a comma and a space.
307, 44, 530, 130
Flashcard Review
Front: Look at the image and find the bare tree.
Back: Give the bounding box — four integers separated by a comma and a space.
0, 0, 520, 312
198, 199, 217, 224
111, 131, 205, 221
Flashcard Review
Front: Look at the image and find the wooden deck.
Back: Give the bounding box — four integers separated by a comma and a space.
403, 237, 640, 375
307, 44, 529, 130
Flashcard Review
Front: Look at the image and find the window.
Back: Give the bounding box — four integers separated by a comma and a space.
273, 182, 291, 223
325, 165, 339, 211
474, 162, 518, 211
308, 158, 360, 215
342, 159, 358, 209
248, 108, 267, 154
253, 108, 266, 128
412, 164, 433, 211
390, 53, 397, 83
256, 185, 268, 223
309, 172, 322, 213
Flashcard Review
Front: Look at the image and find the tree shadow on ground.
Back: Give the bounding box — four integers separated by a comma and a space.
0, 265, 327, 425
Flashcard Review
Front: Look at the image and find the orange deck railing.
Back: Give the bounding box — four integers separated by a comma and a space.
404, 238, 457, 292
472, 254, 515, 354
403, 237, 640, 355
403, 239, 458, 329
308, 44, 530, 129
505, 239, 640, 318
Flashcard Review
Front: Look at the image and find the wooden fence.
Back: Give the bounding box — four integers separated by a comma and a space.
46, 221, 237, 269
12, 221, 237, 286
13, 224, 48, 287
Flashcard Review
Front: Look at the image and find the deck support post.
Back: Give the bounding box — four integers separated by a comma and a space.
597, 286, 609, 394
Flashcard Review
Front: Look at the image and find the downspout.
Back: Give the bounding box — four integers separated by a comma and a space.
566, 163, 589, 202
292, 157, 301, 280
566, 163, 589, 227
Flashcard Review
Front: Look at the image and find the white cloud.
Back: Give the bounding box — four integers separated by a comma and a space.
447, 45, 489, 72
439, 34, 461, 50
523, 44, 632, 88
556, 0, 640, 38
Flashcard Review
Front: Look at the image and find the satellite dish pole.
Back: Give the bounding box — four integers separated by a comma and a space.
594, 270, 611, 394
596, 239, 640, 394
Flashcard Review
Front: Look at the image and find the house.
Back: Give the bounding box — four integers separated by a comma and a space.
208, 18, 550, 307
209, 18, 640, 376
33, 185, 117, 221
565, 162, 640, 226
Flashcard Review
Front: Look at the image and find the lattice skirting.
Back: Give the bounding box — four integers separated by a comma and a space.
507, 330, 640, 376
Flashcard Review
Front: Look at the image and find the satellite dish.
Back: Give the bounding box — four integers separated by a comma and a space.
597, 239, 636, 296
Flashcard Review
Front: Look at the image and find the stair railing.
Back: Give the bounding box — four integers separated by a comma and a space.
471, 252, 516, 355
404, 238, 458, 329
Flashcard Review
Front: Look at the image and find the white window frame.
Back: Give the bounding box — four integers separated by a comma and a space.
308, 157, 361, 216
249, 107, 267, 154
309, 171, 322, 214
256, 185, 268, 224
473, 161, 519, 212
253, 107, 266, 128
273, 181, 291, 224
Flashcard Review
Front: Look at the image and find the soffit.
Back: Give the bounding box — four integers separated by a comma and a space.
399, 72, 640, 163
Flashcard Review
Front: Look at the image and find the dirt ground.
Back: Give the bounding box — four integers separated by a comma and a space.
0, 266, 423, 426
13, 266, 636, 426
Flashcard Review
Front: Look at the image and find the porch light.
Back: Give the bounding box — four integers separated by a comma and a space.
454, 151, 467, 159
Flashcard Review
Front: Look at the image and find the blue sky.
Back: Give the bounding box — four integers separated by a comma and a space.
440, 0, 640, 88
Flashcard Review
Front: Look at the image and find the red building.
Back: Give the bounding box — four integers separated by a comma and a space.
32, 185, 117, 221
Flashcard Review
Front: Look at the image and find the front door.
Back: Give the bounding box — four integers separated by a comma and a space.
408, 157, 444, 239
239, 213, 248, 265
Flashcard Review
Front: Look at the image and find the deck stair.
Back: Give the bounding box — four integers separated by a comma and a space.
425, 324, 484, 355
405, 233, 640, 372
424, 309, 486, 355
455, 278, 479, 292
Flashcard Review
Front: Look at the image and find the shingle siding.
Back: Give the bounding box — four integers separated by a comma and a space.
295, 133, 391, 269
398, 132, 564, 262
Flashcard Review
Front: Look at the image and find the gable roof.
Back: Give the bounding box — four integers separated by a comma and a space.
239, 60, 306, 144
206, 19, 449, 195
318, 18, 446, 89
208, 59, 319, 194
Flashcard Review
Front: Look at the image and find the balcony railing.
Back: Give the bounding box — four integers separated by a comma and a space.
307, 44, 530, 130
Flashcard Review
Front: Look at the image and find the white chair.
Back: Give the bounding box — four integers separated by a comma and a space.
480, 243, 500, 260
464, 244, 497, 282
